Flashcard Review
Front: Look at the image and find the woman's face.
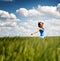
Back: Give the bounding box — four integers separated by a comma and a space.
40, 22, 42, 25
40, 22, 44, 28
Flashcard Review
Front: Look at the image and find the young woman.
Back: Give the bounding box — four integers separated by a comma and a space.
31, 22, 44, 38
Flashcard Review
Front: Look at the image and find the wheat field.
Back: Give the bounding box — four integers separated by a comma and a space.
0, 36, 60, 61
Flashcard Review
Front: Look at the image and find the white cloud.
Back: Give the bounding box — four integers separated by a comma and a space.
44, 19, 60, 36
0, 10, 20, 27
0, 21, 16, 27
0, 18, 20, 27
16, 4, 60, 19
0, 27, 19, 37
0, 10, 16, 19
56, 3, 60, 13
16, 8, 28, 17
37, 5, 60, 19
0, 10, 21, 37
10, 13, 16, 19
16, 8, 43, 17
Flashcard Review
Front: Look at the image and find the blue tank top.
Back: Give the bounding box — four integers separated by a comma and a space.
39, 28, 44, 36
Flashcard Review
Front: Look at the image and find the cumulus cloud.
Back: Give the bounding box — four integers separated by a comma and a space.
44, 19, 60, 36
16, 8, 28, 17
0, 27, 19, 37
0, 10, 16, 19
16, 4, 60, 19
0, 18, 20, 27
0, 10, 20, 27
16, 8, 43, 17
37, 5, 60, 19
0, 21, 17, 27
56, 3, 60, 13
0, 10, 21, 37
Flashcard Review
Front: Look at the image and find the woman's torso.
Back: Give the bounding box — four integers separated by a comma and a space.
39, 28, 44, 36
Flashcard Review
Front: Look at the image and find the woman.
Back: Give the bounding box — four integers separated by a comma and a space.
31, 22, 44, 38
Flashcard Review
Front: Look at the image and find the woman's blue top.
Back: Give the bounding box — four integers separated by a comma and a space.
39, 28, 44, 36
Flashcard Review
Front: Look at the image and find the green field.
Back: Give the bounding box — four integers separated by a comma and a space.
0, 36, 60, 61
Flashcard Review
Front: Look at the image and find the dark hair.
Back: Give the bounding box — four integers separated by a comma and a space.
38, 22, 44, 28
38, 22, 41, 27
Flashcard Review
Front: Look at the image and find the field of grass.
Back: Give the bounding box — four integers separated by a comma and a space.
0, 36, 60, 61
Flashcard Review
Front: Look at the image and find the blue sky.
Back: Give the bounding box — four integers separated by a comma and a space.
0, 0, 60, 37
0, 0, 60, 13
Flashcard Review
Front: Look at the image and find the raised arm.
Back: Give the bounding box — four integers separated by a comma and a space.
31, 27, 42, 35
31, 31, 38, 35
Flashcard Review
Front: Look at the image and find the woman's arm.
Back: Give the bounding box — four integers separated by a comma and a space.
31, 28, 42, 35
31, 31, 38, 35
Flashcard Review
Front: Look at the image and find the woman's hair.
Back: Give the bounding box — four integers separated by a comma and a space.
38, 22, 44, 28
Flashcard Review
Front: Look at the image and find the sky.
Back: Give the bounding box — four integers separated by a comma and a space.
0, 0, 60, 37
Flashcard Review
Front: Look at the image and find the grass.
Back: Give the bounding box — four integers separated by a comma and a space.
0, 36, 60, 61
